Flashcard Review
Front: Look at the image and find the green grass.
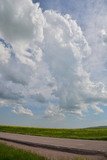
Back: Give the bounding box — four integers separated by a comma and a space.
0, 142, 89, 160
0, 125, 107, 140
0, 142, 48, 160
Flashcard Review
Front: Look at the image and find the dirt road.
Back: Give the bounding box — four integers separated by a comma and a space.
0, 132, 107, 160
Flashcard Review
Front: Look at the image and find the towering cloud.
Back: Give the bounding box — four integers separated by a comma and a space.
0, 0, 107, 118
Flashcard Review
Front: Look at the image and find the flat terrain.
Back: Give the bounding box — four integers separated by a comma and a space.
0, 125, 107, 140
0, 132, 107, 160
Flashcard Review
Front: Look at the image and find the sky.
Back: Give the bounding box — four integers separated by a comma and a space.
0, 0, 107, 128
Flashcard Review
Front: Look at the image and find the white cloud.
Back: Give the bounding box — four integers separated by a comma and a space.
91, 104, 104, 115
100, 29, 107, 44
44, 104, 65, 120
0, 0, 34, 42
0, 0, 107, 118
31, 93, 46, 103
12, 106, 33, 116
0, 44, 10, 63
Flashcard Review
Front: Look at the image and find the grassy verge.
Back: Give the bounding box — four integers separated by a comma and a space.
0, 142, 48, 160
0, 142, 90, 160
0, 125, 107, 140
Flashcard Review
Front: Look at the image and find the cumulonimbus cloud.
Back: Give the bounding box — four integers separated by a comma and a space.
0, 0, 107, 118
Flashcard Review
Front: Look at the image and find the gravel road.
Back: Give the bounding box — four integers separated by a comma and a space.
0, 132, 107, 160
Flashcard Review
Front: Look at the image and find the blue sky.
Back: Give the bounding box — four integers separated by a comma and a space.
0, 0, 107, 128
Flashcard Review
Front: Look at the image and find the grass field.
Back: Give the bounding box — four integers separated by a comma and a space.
0, 142, 90, 160
0, 125, 107, 140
